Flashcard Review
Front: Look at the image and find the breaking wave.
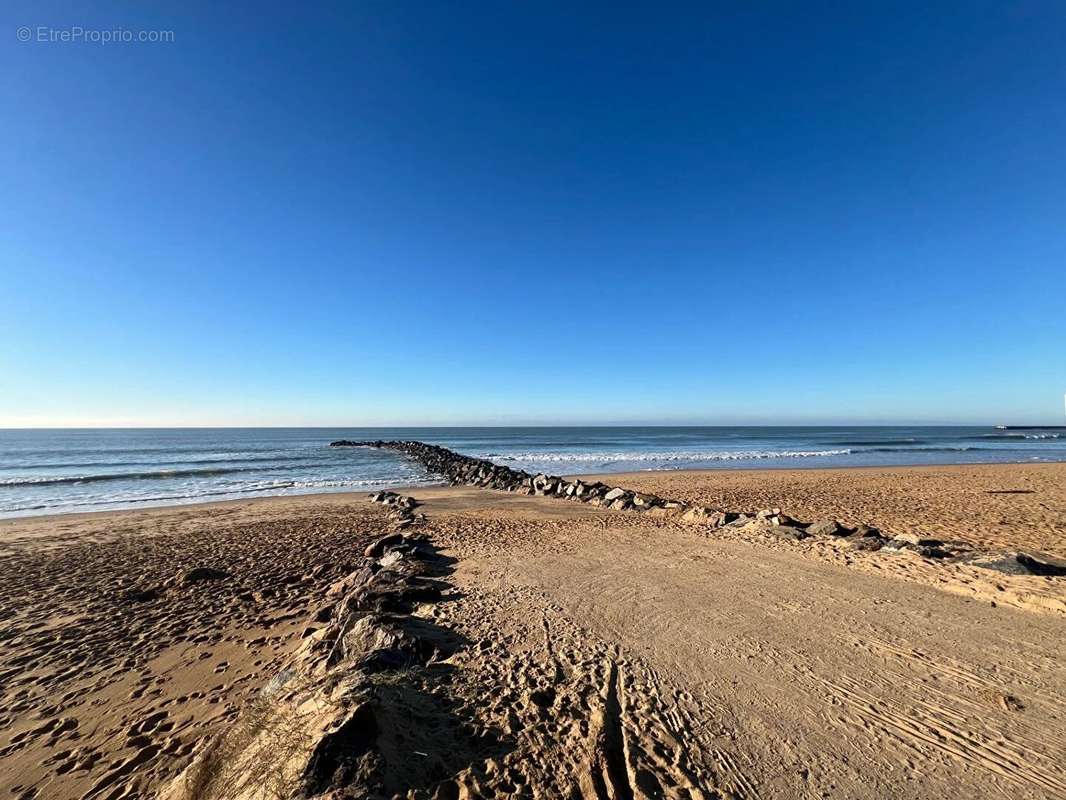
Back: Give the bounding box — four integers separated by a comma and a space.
0, 463, 336, 488
482, 449, 852, 463
0, 453, 325, 472
974, 433, 1061, 440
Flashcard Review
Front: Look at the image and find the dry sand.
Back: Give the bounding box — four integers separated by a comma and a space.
1, 463, 1064, 799
597, 462, 1066, 558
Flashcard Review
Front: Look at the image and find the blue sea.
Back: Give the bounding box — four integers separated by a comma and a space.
1, 426, 1064, 518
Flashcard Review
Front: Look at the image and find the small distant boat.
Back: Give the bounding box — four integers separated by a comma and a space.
995, 425, 1007, 429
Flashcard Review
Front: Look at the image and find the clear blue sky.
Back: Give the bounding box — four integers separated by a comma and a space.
2, 2, 1064, 426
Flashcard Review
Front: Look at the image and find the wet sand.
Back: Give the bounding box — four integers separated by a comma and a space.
1, 463, 1064, 799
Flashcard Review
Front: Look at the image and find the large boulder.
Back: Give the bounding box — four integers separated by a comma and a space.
631, 493, 660, 509
364, 533, 405, 558
161, 536, 449, 800
773, 526, 810, 541
968, 551, 1066, 577
807, 519, 844, 537
852, 524, 883, 539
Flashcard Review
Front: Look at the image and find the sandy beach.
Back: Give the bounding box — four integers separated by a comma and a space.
1, 462, 1064, 799
10, 2, 1065, 796
596, 462, 1066, 558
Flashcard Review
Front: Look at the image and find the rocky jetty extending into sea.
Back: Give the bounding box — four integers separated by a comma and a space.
332, 439, 1066, 577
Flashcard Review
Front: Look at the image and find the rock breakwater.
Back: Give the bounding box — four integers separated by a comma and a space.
331, 440, 1066, 576
163, 493, 470, 799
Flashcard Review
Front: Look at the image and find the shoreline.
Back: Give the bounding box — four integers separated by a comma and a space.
2, 459, 1064, 524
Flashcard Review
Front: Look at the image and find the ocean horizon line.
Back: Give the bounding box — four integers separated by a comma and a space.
2, 422, 1062, 431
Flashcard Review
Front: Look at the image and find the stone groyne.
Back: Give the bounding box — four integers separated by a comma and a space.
331, 440, 1066, 578
333, 439, 686, 514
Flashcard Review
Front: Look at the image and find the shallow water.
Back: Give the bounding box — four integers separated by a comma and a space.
1, 426, 1064, 517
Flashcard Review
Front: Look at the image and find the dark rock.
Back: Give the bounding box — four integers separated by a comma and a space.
969, 553, 1032, 576
807, 519, 844, 537
326, 565, 379, 599
350, 574, 445, 614
1017, 552, 1066, 577
852, 524, 883, 539
916, 545, 952, 559
301, 702, 378, 795
364, 534, 404, 558
328, 613, 436, 672
359, 648, 415, 672
891, 532, 940, 546
773, 526, 810, 541
631, 493, 660, 509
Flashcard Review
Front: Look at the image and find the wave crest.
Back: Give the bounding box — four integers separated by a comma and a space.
481, 449, 851, 463
0, 463, 329, 488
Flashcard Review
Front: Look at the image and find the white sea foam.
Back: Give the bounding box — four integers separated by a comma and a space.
981, 432, 1061, 440
0, 476, 441, 516
480, 449, 851, 464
